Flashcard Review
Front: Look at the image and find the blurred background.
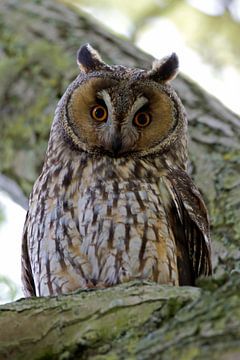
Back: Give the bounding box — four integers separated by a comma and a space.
1, 0, 240, 303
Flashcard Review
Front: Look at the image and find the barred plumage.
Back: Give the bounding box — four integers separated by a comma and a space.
22, 44, 212, 297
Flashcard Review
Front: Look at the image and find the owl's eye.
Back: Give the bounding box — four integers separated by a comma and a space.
134, 112, 151, 127
91, 105, 108, 122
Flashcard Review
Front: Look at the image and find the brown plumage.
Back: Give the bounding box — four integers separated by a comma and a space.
21, 44, 212, 297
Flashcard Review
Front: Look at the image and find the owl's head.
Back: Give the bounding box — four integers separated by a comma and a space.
59, 44, 187, 159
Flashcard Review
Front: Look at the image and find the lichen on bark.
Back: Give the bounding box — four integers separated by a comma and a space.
0, 276, 239, 360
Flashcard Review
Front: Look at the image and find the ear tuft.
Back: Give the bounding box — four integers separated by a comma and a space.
148, 53, 179, 83
77, 44, 108, 73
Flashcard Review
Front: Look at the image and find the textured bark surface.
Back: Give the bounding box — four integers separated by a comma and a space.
0, 276, 240, 360
0, 0, 240, 358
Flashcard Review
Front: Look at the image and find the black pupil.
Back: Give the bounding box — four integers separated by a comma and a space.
95, 107, 105, 119
137, 113, 148, 125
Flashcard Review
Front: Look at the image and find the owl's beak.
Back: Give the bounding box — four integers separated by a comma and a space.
111, 136, 122, 155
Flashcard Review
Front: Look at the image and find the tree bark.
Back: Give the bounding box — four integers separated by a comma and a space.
0, 276, 240, 360
0, 0, 240, 358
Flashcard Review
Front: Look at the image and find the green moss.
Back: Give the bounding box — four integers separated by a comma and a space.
178, 347, 200, 360
0, 22, 76, 193
0, 58, 26, 100
27, 41, 72, 76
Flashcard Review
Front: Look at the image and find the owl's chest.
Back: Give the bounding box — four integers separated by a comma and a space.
78, 180, 163, 232
77, 179, 172, 254
76, 178, 178, 285
29, 160, 179, 293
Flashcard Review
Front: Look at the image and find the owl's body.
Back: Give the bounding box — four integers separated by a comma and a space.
22, 45, 212, 297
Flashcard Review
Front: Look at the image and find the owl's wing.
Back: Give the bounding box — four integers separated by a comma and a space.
162, 168, 212, 285
21, 211, 36, 297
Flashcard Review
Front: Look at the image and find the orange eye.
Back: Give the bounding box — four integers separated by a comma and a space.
134, 112, 151, 127
91, 105, 108, 122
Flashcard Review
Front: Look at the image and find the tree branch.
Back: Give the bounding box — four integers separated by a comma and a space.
0, 277, 239, 359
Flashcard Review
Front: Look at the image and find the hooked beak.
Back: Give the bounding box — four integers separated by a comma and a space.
111, 135, 122, 156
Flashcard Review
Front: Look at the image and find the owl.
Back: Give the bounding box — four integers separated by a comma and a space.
21, 44, 212, 297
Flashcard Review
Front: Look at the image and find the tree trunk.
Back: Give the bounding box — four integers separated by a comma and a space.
0, 0, 239, 358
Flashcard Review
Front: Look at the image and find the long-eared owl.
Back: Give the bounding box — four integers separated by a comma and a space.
21, 44, 212, 297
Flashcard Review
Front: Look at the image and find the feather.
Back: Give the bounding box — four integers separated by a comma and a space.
148, 53, 179, 83
21, 212, 36, 297
162, 169, 212, 285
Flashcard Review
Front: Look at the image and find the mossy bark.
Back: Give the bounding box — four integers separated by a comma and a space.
0, 276, 240, 360
0, 0, 240, 359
